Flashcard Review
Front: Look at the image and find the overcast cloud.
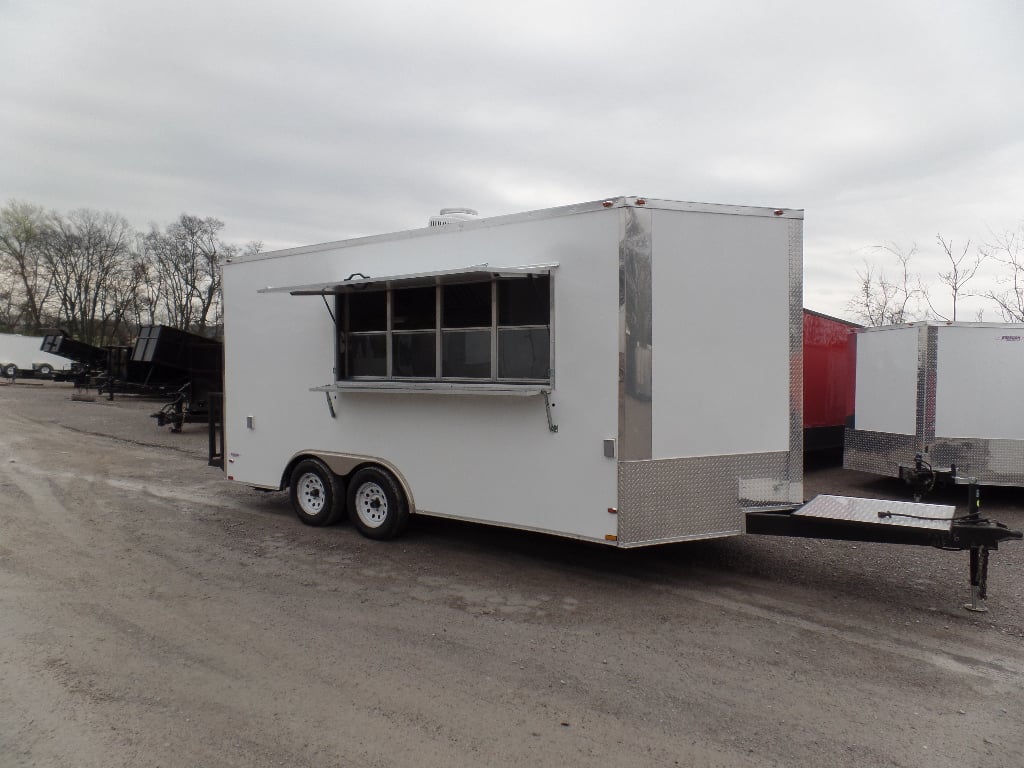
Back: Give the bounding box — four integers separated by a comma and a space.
2, 0, 1022, 320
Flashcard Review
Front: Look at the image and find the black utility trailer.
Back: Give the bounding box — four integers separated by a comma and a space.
133, 325, 223, 432
40, 334, 109, 385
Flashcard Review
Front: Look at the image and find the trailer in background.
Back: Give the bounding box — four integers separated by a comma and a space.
40, 333, 156, 393
219, 197, 1019, 610
40, 334, 109, 371
133, 325, 223, 432
802, 309, 859, 454
40, 329, 223, 421
845, 321, 1024, 492
40, 333, 109, 386
0, 333, 71, 379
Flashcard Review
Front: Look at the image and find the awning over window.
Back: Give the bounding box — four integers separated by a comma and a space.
258, 263, 559, 296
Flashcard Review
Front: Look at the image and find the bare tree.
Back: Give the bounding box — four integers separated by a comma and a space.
923, 234, 983, 322
144, 215, 229, 333
978, 224, 1024, 321
847, 243, 927, 326
130, 231, 164, 328
0, 264, 18, 331
41, 209, 138, 345
0, 200, 53, 332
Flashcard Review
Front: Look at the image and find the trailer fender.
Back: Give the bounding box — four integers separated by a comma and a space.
281, 451, 417, 514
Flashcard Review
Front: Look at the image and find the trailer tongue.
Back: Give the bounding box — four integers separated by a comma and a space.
746, 490, 1022, 613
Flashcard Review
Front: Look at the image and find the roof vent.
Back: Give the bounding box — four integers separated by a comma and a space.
429, 207, 479, 227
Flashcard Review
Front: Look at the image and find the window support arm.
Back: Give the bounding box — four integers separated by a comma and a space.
543, 391, 558, 433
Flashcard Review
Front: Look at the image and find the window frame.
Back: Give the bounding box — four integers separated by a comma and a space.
337, 274, 553, 386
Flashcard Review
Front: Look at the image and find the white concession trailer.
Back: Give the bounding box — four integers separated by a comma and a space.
845, 322, 1024, 488
219, 197, 1019, 609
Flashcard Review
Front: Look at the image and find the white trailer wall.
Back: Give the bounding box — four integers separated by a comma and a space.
225, 207, 622, 542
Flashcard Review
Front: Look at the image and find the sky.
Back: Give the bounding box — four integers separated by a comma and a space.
2, 0, 1022, 321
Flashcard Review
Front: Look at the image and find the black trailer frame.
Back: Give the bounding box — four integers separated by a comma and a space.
746, 480, 1021, 613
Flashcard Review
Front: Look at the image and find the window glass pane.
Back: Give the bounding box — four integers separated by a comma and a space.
443, 282, 491, 328
498, 276, 549, 326
393, 332, 436, 377
442, 330, 491, 378
392, 286, 436, 330
498, 328, 550, 380
347, 333, 386, 377
347, 291, 387, 332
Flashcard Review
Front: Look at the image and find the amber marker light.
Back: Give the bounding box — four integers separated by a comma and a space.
605, 534, 618, 541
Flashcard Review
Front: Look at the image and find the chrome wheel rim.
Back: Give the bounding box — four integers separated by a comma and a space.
354, 481, 388, 528
297, 473, 326, 515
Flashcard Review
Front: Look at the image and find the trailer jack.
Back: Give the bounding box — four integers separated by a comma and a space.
965, 545, 989, 612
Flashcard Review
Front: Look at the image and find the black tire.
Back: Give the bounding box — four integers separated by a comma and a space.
37, 364, 53, 376
347, 466, 410, 540
289, 458, 345, 527
2, 363, 16, 377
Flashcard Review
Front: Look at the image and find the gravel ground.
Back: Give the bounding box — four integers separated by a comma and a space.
1, 381, 1023, 768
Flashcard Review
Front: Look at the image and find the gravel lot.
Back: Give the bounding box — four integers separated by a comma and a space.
2, 381, 1022, 768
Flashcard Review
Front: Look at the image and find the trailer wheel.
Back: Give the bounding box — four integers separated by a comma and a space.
2, 363, 16, 377
347, 467, 410, 540
289, 459, 345, 527
37, 364, 53, 376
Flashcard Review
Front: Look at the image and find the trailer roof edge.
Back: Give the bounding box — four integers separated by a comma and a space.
855, 320, 1024, 332
232, 197, 804, 265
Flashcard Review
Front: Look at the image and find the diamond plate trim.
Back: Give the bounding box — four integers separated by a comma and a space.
916, 326, 938, 444
788, 220, 804, 478
618, 452, 794, 545
797, 494, 954, 531
843, 429, 917, 478
930, 437, 1024, 486
844, 428, 1024, 486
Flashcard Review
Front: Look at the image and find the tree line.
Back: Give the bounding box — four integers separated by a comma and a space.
847, 222, 1024, 326
0, 200, 260, 345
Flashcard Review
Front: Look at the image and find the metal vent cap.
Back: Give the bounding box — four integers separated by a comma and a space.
429, 207, 479, 227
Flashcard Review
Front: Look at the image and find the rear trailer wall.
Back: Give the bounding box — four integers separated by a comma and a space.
223, 199, 802, 544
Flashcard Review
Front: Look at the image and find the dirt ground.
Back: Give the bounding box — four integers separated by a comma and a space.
1, 382, 1022, 768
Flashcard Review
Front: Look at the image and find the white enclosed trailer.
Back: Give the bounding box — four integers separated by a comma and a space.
223, 197, 803, 544
219, 197, 1019, 609
0, 333, 68, 377
845, 321, 1024, 488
